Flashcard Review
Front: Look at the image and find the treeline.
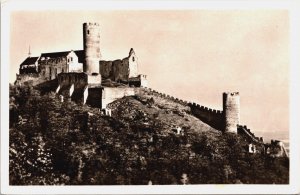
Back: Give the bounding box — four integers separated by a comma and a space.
9, 84, 289, 185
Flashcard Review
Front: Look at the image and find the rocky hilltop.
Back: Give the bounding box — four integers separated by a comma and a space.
9, 84, 289, 185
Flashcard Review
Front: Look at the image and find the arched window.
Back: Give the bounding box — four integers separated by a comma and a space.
87, 30, 90, 35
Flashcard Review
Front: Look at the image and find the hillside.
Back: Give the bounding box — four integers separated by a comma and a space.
9, 84, 289, 185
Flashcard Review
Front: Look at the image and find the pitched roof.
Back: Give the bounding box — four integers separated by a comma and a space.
20, 57, 39, 66
74, 50, 84, 63
40, 51, 71, 59
39, 50, 85, 63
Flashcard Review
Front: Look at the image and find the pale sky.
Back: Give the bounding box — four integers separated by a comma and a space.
9, 10, 289, 137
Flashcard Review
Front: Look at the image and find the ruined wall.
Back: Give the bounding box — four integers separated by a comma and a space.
39, 57, 67, 80
126, 48, 138, 78
83, 22, 101, 74
100, 60, 113, 79
15, 73, 43, 86
99, 48, 139, 82
112, 59, 129, 81
102, 87, 135, 109
223, 92, 240, 133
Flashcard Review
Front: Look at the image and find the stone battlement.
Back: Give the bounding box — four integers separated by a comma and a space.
223, 92, 239, 96
141, 87, 225, 130
84, 22, 100, 26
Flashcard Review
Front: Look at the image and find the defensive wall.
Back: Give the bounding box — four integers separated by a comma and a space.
102, 87, 135, 109
15, 73, 44, 86
237, 125, 262, 143
138, 87, 224, 131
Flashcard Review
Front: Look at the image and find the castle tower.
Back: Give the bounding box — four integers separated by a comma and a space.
223, 92, 240, 133
83, 22, 101, 74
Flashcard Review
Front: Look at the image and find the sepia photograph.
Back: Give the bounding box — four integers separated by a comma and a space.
1, 0, 300, 194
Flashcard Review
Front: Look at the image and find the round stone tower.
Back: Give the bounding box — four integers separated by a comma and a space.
223, 92, 240, 133
83, 22, 101, 74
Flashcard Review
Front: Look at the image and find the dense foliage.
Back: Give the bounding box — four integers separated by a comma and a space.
9, 84, 289, 185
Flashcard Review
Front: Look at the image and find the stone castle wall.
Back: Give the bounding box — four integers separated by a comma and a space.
15, 73, 43, 86
189, 103, 224, 130
39, 57, 68, 80
139, 87, 224, 130
99, 49, 138, 82
102, 87, 135, 109
100, 58, 131, 82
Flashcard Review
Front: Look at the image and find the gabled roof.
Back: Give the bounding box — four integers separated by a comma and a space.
40, 51, 71, 59
39, 50, 85, 63
20, 57, 39, 66
74, 50, 84, 63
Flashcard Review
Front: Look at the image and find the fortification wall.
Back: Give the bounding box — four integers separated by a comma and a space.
139, 87, 224, 130
39, 57, 67, 80
237, 125, 261, 143
100, 60, 113, 79
112, 59, 129, 82
99, 49, 138, 82
138, 87, 189, 106
15, 73, 43, 86
57, 73, 87, 88
102, 87, 135, 109
189, 103, 223, 131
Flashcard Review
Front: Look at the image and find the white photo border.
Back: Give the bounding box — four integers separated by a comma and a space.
1, 0, 300, 194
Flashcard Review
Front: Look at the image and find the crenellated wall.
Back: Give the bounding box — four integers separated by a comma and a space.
188, 103, 224, 130
139, 87, 224, 130
237, 125, 262, 143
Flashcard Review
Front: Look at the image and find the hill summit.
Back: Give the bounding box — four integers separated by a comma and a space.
9, 84, 289, 185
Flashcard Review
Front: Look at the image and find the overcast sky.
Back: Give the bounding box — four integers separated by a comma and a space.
9, 10, 289, 138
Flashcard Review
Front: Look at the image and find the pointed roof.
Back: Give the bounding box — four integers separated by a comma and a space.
20, 57, 39, 66
129, 48, 135, 56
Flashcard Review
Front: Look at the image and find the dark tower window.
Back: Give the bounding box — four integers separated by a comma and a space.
132, 57, 135, 62
87, 30, 89, 35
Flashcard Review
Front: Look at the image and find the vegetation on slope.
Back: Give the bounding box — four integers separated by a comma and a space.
9, 84, 289, 185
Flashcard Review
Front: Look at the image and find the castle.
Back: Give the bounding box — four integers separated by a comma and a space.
15, 22, 287, 157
